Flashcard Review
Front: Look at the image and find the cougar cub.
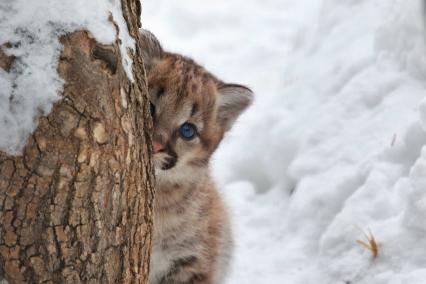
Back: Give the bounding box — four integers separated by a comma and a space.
142, 31, 253, 284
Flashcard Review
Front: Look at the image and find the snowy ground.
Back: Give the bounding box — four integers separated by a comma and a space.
143, 1, 426, 283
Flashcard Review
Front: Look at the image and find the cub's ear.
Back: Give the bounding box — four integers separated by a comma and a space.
139, 29, 164, 69
217, 84, 253, 132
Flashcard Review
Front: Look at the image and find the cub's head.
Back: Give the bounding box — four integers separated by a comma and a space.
141, 30, 253, 183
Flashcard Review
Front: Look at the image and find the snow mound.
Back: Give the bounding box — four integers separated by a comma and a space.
0, 0, 134, 155
144, 0, 426, 283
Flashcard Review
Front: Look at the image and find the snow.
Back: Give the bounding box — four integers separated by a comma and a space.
143, 0, 426, 283
0, 0, 134, 155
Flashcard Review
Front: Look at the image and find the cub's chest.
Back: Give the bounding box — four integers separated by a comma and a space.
149, 244, 173, 284
149, 219, 198, 283
149, 208, 202, 282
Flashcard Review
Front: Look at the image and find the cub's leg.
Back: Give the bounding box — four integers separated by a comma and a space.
159, 256, 213, 284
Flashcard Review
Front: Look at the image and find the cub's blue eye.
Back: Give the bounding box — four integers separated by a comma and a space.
179, 122, 196, 140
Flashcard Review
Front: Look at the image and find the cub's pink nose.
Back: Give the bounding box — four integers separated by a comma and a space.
152, 141, 164, 153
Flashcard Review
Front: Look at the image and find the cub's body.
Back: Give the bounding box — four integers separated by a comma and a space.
142, 31, 252, 284
150, 178, 232, 283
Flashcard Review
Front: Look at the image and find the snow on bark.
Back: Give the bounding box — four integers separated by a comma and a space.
0, 0, 134, 155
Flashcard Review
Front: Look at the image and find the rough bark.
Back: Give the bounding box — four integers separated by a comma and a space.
0, 0, 154, 283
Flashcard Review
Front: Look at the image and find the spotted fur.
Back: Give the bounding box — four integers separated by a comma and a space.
142, 30, 253, 284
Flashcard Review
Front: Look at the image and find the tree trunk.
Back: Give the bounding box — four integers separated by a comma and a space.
0, 1, 154, 283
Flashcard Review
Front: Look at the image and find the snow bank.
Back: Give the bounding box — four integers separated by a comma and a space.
144, 0, 426, 283
0, 0, 134, 155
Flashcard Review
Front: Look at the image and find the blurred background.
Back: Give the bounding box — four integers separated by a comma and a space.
143, 1, 426, 283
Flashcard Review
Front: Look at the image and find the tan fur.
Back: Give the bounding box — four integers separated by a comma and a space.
143, 30, 252, 284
